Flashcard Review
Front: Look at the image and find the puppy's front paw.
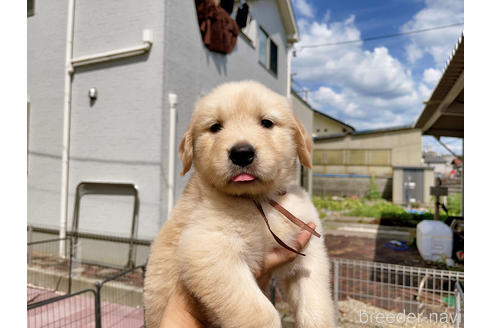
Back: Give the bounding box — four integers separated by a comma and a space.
258, 305, 282, 328
296, 310, 337, 328
230, 302, 281, 328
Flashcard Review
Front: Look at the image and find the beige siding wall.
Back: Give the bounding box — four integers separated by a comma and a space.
392, 169, 404, 204
313, 128, 427, 202
314, 129, 422, 167
313, 113, 346, 136
423, 169, 435, 204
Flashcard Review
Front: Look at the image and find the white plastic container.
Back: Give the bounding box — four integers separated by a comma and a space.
416, 220, 453, 261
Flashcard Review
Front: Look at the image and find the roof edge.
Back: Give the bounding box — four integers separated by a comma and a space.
414, 34, 464, 129
314, 124, 416, 141
291, 89, 355, 132
276, 0, 299, 43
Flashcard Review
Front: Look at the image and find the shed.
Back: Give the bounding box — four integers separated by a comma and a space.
313, 126, 425, 200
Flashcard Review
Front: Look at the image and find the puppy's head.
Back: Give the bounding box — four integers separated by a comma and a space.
179, 81, 312, 196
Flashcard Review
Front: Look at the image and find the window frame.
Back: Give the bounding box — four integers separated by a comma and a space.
257, 26, 278, 77
28, 0, 35, 17
237, 8, 256, 48
258, 27, 268, 67
313, 149, 392, 167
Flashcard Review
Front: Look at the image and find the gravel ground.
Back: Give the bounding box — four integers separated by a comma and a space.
337, 298, 457, 328
276, 298, 460, 328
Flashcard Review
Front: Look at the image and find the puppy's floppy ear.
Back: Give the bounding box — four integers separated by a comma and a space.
293, 116, 313, 169
179, 128, 193, 175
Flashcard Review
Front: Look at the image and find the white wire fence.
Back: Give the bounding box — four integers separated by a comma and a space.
27, 234, 464, 327
28, 237, 73, 305
331, 258, 464, 327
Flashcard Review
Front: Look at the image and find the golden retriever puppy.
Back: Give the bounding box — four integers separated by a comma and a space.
144, 81, 336, 328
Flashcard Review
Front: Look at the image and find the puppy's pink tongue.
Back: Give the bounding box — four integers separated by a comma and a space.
232, 173, 256, 182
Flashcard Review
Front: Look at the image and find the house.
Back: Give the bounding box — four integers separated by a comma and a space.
27, 0, 299, 264
290, 90, 354, 195
312, 109, 355, 137
423, 151, 451, 177
313, 126, 433, 204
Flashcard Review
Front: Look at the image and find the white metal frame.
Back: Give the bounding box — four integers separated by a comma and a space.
331, 258, 464, 327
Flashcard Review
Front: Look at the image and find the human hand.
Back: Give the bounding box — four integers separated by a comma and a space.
159, 280, 207, 328
159, 222, 316, 328
254, 222, 316, 290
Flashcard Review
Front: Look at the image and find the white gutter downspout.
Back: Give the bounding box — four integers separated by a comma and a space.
287, 43, 312, 195
167, 94, 178, 219
58, 0, 153, 256
286, 44, 293, 97
59, 0, 76, 257
72, 29, 153, 67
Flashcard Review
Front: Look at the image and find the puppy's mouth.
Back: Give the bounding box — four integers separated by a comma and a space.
231, 173, 257, 182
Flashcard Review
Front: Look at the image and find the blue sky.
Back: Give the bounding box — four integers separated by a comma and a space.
290, 0, 464, 155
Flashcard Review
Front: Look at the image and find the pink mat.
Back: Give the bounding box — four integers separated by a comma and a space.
27, 287, 144, 328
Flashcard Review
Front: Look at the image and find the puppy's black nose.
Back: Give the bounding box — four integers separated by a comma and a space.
229, 143, 255, 167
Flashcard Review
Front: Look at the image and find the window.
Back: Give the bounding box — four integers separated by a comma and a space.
313, 149, 392, 166
369, 150, 391, 166
258, 27, 278, 75
237, 3, 256, 46
259, 28, 268, 66
269, 40, 277, 74
313, 150, 344, 165
300, 165, 309, 191
347, 150, 366, 165
241, 18, 257, 45
28, 0, 35, 17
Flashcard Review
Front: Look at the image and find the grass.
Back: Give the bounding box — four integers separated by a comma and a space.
429, 192, 462, 216
313, 195, 451, 227
446, 192, 462, 216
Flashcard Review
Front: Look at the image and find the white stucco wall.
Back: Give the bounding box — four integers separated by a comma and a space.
27, 0, 292, 240
163, 0, 290, 214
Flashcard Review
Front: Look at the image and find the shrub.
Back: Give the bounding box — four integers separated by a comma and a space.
313, 194, 442, 227
365, 175, 381, 200
313, 196, 342, 212
447, 193, 462, 216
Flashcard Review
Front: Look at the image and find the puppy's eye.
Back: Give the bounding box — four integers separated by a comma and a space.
210, 123, 222, 133
261, 119, 274, 129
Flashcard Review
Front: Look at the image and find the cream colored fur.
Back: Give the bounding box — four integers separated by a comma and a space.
144, 81, 336, 328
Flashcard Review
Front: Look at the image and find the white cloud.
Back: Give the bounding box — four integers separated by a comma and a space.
290, 1, 463, 131
310, 87, 363, 118
422, 68, 441, 86
295, 17, 414, 99
405, 43, 424, 63
418, 83, 433, 100
401, 0, 463, 67
292, 14, 424, 130
292, 0, 315, 19
322, 10, 331, 22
